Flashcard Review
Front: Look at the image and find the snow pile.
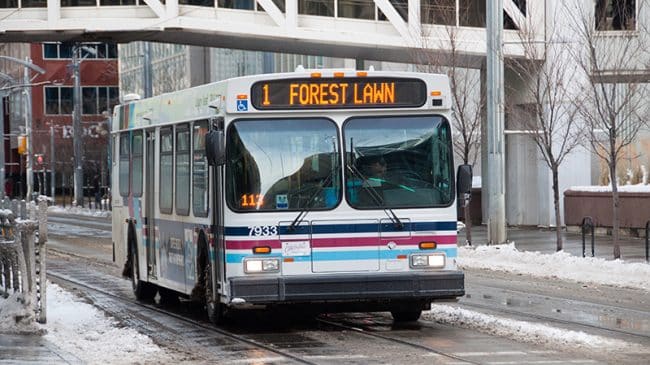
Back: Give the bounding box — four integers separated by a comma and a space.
458, 243, 650, 292
48, 205, 111, 218
0, 292, 42, 334
43, 283, 168, 363
425, 304, 644, 353
568, 184, 650, 193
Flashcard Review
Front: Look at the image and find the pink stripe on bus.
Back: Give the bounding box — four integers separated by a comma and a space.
224, 235, 457, 250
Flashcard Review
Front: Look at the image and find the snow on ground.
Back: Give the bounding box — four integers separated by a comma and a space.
48, 204, 111, 218
427, 243, 650, 354
0, 292, 42, 334
457, 243, 650, 292
569, 184, 650, 192
41, 283, 170, 363
425, 304, 645, 354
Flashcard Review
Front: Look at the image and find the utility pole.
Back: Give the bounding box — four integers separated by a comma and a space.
72, 44, 84, 206
24, 60, 33, 201
486, 0, 507, 244
50, 125, 55, 199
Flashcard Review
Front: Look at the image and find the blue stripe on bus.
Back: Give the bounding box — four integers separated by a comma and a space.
225, 221, 457, 236
225, 248, 457, 263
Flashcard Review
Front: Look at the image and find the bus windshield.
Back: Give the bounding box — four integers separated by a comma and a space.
227, 118, 341, 212
344, 115, 453, 209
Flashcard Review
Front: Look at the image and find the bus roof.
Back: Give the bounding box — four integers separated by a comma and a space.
112, 70, 450, 132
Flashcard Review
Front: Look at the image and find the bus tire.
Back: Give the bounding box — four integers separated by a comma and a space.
205, 261, 224, 325
391, 309, 422, 322
129, 238, 157, 302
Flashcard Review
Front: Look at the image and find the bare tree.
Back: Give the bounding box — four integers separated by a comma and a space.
566, 0, 650, 259
413, 1, 484, 245
506, 13, 584, 251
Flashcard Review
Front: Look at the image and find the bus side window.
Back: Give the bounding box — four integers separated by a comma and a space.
119, 132, 130, 198
176, 125, 190, 216
132, 131, 144, 197
192, 121, 209, 217
160, 128, 174, 214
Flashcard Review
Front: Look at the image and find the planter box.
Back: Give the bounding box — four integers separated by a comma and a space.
564, 190, 650, 229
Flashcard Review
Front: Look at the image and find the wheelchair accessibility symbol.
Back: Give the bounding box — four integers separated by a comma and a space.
236, 99, 248, 112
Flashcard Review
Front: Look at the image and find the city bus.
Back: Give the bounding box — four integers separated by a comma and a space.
112, 68, 472, 324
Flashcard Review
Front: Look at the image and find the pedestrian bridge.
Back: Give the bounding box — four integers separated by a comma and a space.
0, 0, 543, 64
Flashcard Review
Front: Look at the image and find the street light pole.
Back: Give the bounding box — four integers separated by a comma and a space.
72, 44, 84, 206
486, 0, 507, 244
24, 61, 33, 201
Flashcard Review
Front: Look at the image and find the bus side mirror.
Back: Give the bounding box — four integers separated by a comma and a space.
206, 130, 225, 166
456, 164, 472, 197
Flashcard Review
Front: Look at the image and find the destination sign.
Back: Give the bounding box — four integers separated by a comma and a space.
250, 77, 427, 110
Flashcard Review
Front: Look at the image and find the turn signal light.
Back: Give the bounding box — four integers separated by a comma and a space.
310, 72, 322, 78
253, 246, 271, 254
419, 242, 437, 250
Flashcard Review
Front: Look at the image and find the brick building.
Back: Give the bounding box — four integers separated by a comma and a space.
0, 42, 119, 200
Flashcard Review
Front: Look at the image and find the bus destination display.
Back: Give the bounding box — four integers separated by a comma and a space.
251, 77, 427, 110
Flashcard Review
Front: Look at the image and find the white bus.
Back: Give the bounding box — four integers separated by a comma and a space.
112, 69, 471, 324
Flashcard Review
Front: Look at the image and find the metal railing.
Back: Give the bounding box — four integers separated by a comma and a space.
0, 198, 48, 324
581, 216, 595, 258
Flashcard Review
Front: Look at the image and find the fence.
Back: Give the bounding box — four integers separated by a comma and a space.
0, 198, 48, 324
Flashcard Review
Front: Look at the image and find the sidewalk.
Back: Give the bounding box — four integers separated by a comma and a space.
0, 333, 80, 364
461, 225, 649, 262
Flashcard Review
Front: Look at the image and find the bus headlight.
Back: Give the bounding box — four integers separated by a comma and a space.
244, 258, 280, 273
410, 253, 445, 269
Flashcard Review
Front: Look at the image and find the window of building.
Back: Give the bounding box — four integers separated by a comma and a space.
100, 0, 137, 5
218, 0, 253, 9
180, 0, 214, 6
42, 42, 118, 59
338, 0, 374, 20
160, 129, 174, 214
82, 87, 98, 115
22, 0, 46, 7
119, 133, 130, 197
44, 86, 74, 115
0, 0, 19, 8
192, 121, 209, 217
61, 88, 73, 114
299, 0, 333, 16
132, 131, 144, 197
61, 0, 98, 6
82, 86, 120, 115
421, 0, 455, 25
596, 0, 636, 30
176, 126, 191, 216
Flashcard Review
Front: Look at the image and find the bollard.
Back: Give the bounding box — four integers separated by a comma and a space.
581, 216, 595, 258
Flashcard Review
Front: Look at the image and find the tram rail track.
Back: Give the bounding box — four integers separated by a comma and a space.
48, 269, 318, 365
459, 284, 650, 341
47, 264, 482, 365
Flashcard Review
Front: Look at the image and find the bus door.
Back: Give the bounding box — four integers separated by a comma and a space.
145, 129, 157, 278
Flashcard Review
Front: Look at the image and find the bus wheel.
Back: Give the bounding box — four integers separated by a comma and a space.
391, 308, 422, 322
130, 242, 157, 301
204, 261, 224, 325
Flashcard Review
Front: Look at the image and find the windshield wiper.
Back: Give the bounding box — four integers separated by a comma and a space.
288, 167, 336, 232
345, 163, 404, 230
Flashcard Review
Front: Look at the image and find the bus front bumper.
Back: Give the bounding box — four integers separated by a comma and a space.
228, 271, 464, 304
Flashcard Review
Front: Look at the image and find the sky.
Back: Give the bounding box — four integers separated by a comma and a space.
2, 212, 649, 362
